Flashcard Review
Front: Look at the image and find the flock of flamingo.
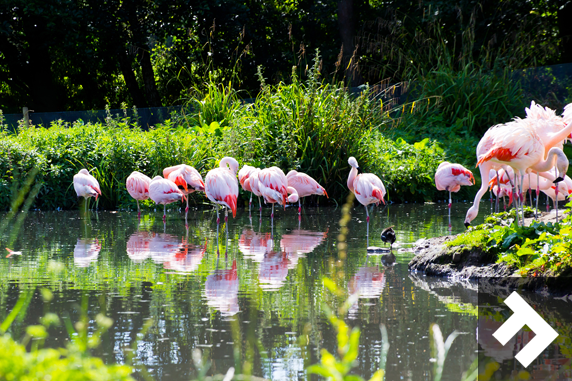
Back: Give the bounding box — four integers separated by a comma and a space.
72, 100, 572, 239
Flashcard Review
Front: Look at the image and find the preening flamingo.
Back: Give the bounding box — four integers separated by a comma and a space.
286, 170, 328, 214
243, 168, 263, 213
148, 176, 186, 222
465, 117, 571, 227
163, 164, 205, 216
126, 171, 152, 217
347, 157, 386, 223
238, 164, 259, 209
435, 162, 474, 227
205, 157, 239, 224
73, 169, 101, 213
257, 167, 291, 218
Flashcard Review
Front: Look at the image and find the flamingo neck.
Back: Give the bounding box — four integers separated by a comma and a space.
530, 147, 563, 173
219, 157, 237, 174
347, 167, 358, 192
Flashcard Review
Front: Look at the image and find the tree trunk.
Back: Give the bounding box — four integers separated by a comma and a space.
118, 48, 148, 108
558, 2, 572, 64
139, 47, 162, 107
338, 0, 363, 86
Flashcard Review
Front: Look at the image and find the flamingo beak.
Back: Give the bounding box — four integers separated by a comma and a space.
554, 177, 564, 183
464, 222, 470, 228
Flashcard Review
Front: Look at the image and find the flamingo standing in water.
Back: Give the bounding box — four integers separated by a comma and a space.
149, 176, 186, 222
286, 170, 328, 214
238, 164, 259, 210
205, 157, 239, 224
163, 164, 205, 217
434, 162, 475, 228
73, 169, 101, 213
242, 168, 263, 213
347, 157, 386, 223
257, 167, 298, 219
126, 171, 152, 217
465, 118, 570, 227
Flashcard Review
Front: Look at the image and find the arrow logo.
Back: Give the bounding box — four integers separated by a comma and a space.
493, 291, 559, 367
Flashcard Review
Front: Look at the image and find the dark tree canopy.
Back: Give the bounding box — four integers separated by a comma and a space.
0, 0, 567, 113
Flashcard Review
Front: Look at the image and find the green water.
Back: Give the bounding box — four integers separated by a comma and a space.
0, 203, 483, 380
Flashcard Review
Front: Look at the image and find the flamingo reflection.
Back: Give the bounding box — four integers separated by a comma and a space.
74, 238, 101, 267
477, 316, 519, 362
204, 259, 239, 317
149, 233, 183, 264
258, 251, 290, 291
164, 240, 207, 273
238, 228, 273, 262
349, 266, 386, 299
126, 232, 152, 262
280, 229, 327, 258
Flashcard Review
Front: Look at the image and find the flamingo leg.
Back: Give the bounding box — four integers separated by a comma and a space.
555, 167, 559, 223
137, 200, 141, 218
85, 198, 88, 214
225, 207, 228, 223
216, 204, 220, 225
259, 196, 262, 212
448, 190, 452, 229
528, 173, 532, 209
520, 173, 525, 226
271, 203, 274, 219
366, 217, 370, 247
298, 199, 301, 215
365, 204, 370, 223
249, 193, 252, 211
163, 204, 166, 222
536, 174, 540, 220
495, 171, 501, 213
185, 197, 189, 215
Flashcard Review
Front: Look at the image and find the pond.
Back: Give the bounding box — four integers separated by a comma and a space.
0, 202, 485, 381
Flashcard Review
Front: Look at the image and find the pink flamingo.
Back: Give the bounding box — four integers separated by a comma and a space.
435, 162, 475, 228
163, 164, 205, 216
205, 157, 239, 224
73, 169, 101, 213
434, 162, 475, 207
238, 164, 259, 209
465, 119, 570, 227
257, 167, 299, 218
148, 176, 186, 222
286, 170, 328, 214
347, 157, 386, 223
243, 168, 263, 213
126, 171, 152, 217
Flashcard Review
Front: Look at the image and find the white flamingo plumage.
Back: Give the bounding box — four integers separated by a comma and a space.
126, 171, 152, 217
243, 168, 263, 212
465, 117, 571, 227
347, 157, 386, 222
257, 167, 294, 218
163, 164, 205, 215
286, 170, 328, 214
238, 164, 259, 209
73, 168, 101, 213
205, 157, 239, 223
148, 176, 186, 221
434, 162, 475, 207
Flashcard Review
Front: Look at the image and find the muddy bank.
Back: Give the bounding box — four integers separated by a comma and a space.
408, 235, 515, 279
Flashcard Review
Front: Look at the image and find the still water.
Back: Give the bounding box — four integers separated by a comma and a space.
0, 202, 484, 380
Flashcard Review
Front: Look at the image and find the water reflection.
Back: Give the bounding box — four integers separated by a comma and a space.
280, 229, 327, 256
126, 232, 152, 262
73, 238, 101, 267
349, 265, 386, 299
258, 251, 290, 291
204, 259, 239, 317
163, 239, 207, 273
149, 233, 183, 264
239, 227, 273, 261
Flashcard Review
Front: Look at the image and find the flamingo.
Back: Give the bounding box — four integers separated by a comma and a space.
126, 171, 152, 217
204, 157, 239, 224
286, 170, 328, 214
148, 176, 186, 222
434, 162, 475, 227
163, 164, 205, 217
73, 169, 101, 213
347, 157, 386, 223
465, 118, 571, 227
243, 168, 263, 213
257, 167, 291, 219
238, 165, 259, 209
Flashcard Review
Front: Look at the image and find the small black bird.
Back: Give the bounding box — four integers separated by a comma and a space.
381, 226, 396, 250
